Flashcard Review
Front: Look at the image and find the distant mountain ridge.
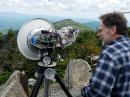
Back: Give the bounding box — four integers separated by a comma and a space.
54, 19, 91, 30
0, 12, 95, 34
0, 12, 65, 34
0, 12, 130, 34
0, 12, 64, 22
83, 21, 99, 30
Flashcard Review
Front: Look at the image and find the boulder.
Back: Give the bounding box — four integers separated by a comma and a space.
0, 70, 29, 97
64, 59, 92, 88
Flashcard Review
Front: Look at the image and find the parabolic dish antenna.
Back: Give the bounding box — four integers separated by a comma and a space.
17, 18, 55, 60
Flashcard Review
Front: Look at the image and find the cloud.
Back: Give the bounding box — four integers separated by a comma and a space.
0, 0, 27, 8
0, 0, 130, 18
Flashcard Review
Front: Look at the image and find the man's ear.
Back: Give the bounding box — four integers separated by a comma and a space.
111, 25, 117, 35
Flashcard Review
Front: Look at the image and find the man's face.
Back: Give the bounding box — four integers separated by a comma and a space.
97, 21, 113, 45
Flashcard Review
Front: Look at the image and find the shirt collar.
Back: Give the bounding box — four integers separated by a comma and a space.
103, 35, 129, 48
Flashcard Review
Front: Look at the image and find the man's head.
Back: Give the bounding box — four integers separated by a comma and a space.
97, 12, 128, 45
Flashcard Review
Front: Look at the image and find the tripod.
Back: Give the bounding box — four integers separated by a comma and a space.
30, 61, 73, 97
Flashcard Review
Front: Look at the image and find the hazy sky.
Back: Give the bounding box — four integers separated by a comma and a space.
0, 0, 130, 19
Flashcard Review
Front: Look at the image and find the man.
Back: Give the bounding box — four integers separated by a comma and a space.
81, 12, 130, 97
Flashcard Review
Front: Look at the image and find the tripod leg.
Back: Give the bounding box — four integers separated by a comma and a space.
30, 74, 44, 97
55, 73, 73, 97
44, 78, 49, 97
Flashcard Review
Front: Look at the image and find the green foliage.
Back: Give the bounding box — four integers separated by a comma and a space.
0, 32, 2, 37
0, 32, 4, 48
61, 28, 101, 69
20, 59, 37, 78
7, 31, 15, 40
128, 27, 130, 37
0, 71, 12, 85
56, 59, 69, 78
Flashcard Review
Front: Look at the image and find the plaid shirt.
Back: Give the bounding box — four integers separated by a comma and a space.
81, 35, 130, 97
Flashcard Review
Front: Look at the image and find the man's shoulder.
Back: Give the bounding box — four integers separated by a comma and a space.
103, 44, 119, 55
103, 38, 130, 57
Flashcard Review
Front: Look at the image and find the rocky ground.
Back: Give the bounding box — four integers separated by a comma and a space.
37, 84, 82, 97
